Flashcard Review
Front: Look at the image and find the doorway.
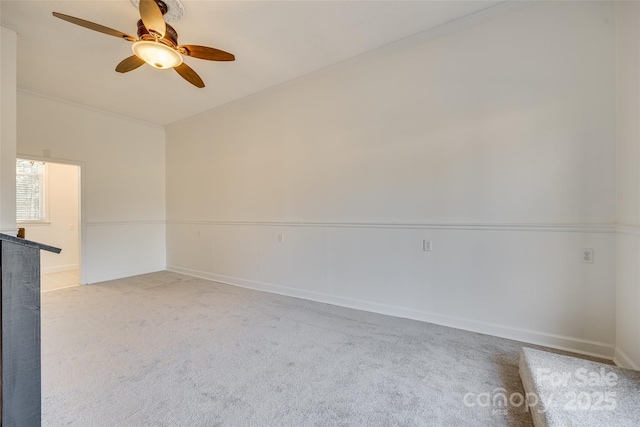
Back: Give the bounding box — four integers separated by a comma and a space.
16, 158, 82, 291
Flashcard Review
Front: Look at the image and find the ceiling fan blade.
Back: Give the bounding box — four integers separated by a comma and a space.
139, 0, 166, 39
174, 63, 205, 88
179, 45, 235, 61
52, 12, 136, 41
116, 56, 145, 73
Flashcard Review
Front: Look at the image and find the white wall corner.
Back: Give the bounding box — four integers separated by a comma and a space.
614, 0, 640, 373
614, 347, 640, 370
1, 27, 18, 234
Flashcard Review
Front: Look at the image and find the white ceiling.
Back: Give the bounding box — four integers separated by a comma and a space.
1, 0, 501, 125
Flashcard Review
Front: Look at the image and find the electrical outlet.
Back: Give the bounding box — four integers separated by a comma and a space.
581, 248, 593, 264
278, 234, 285, 244
423, 239, 432, 252
198, 230, 202, 238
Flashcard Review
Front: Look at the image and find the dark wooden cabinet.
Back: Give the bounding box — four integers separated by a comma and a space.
0, 234, 60, 427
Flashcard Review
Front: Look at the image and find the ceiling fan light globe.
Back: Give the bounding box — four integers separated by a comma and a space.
132, 41, 182, 69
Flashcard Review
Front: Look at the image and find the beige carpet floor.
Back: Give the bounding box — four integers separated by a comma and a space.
42, 271, 584, 426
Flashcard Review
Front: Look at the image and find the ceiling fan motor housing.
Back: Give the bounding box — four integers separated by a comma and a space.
137, 20, 179, 48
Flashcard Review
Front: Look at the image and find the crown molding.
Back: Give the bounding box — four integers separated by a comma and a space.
17, 88, 165, 130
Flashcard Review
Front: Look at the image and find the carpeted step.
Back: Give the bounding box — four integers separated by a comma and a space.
519, 347, 640, 427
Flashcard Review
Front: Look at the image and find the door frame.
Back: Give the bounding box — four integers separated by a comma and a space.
16, 154, 86, 285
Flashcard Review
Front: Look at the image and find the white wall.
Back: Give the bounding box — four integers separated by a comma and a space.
17, 91, 166, 284
166, 2, 617, 359
24, 162, 80, 273
1, 26, 17, 234
614, 1, 640, 370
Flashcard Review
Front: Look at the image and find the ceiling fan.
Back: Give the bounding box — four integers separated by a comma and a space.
52, 0, 235, 88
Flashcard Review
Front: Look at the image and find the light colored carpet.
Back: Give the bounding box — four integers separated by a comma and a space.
43, 271, 568, 426
520, 347, 640, 427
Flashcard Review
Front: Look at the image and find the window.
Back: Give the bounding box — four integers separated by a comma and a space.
16, 159, 48, 222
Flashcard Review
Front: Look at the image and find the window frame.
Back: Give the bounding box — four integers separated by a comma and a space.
16, 159, 50, 224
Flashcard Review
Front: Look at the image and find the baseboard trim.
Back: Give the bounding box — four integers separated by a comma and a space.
166, 265, 615, 361
613, 347, 640, 370
42, 264, 79, 274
